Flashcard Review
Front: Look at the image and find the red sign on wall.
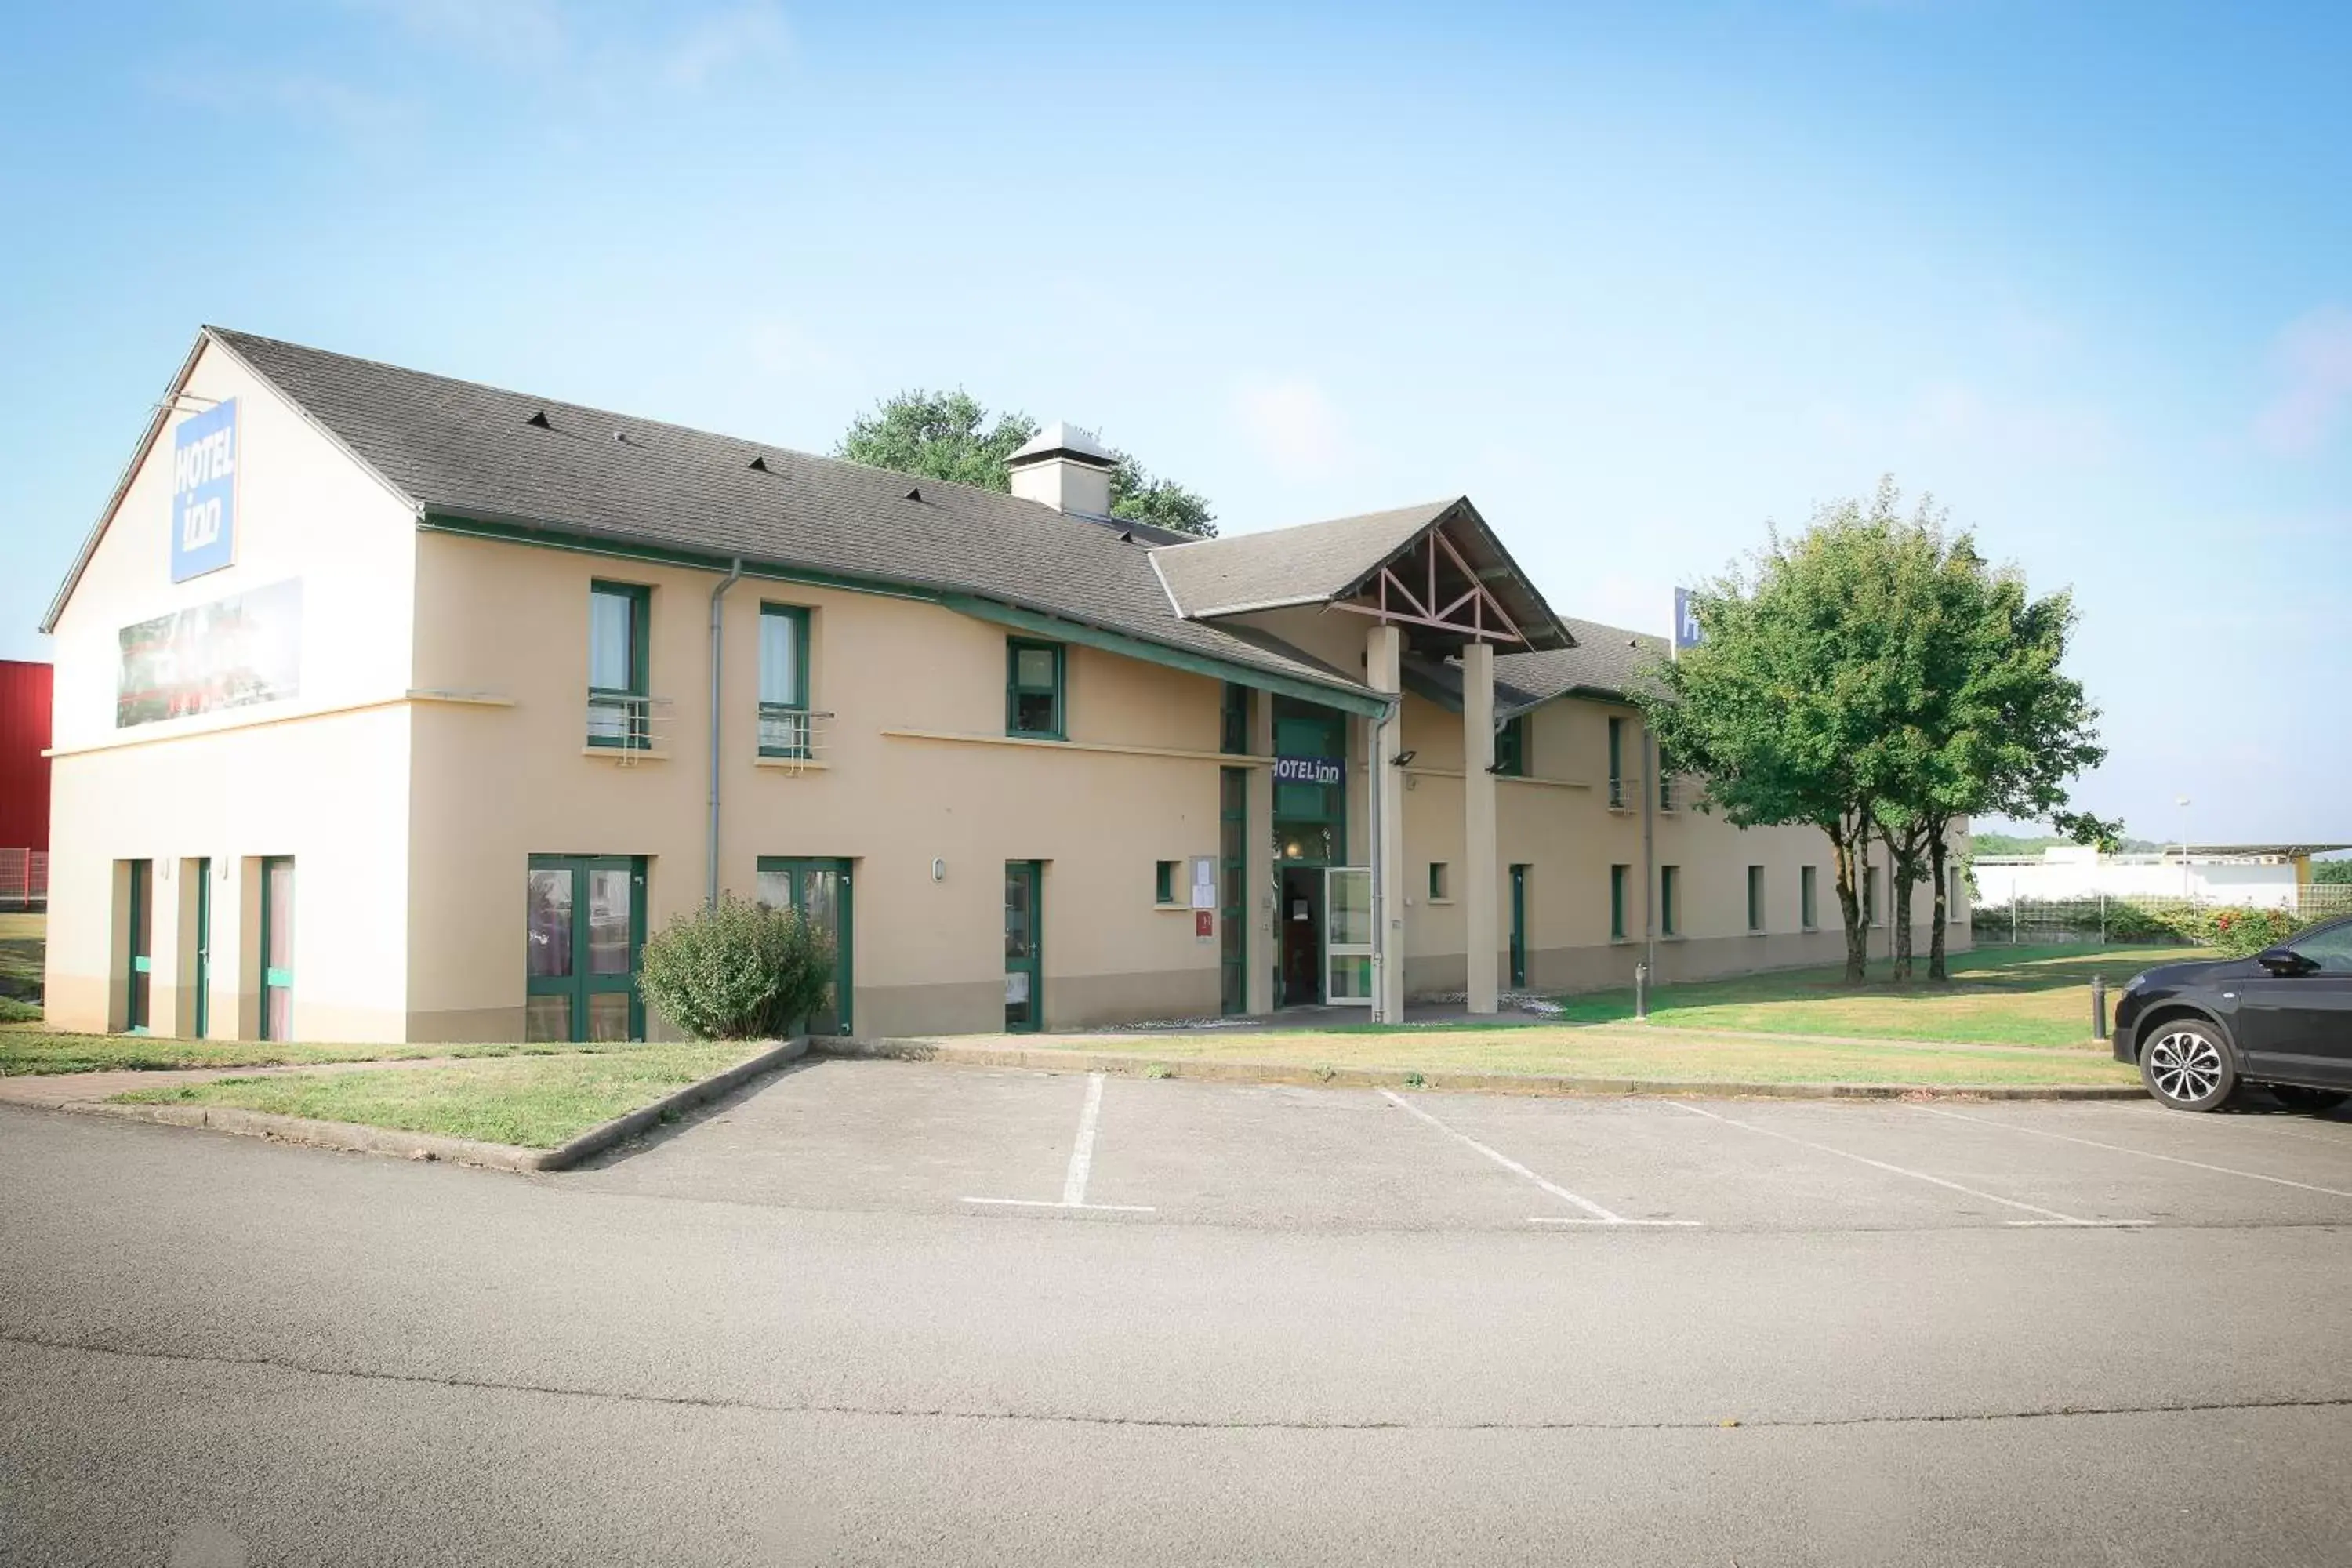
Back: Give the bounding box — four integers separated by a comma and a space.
1195, 911, 1214, 939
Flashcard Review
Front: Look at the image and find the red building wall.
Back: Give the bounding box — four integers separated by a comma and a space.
0, 659, 53, 851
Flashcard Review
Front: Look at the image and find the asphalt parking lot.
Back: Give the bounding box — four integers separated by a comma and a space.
575, 1056, 2352, 1234
7, 1061, 2351, 1566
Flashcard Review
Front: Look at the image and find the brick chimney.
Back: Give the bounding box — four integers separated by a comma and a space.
1007, 422, 1116, 517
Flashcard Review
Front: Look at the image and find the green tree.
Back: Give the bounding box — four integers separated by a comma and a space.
837, 389, 1217, 536
1642, 482, 1940, 981
2316, 858, 2352, 885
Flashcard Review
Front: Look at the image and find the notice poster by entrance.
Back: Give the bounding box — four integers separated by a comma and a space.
115, 579, 303, 728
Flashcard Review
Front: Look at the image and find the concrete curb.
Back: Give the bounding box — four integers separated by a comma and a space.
812, 1038, 2144, 1102
63, 1038, 810, 1171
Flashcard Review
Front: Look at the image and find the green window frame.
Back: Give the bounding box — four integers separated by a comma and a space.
525, 855, 647, 1043
1494, 714, 1527, 777
757, 603, 813, 758
1007, 638, 1066, 740
1747, 866, 1765, 932
587, 581, 652, 749
1660, 864, 1680, 938
1428, 862, 1450, 901
1801, 865, 1819, 930
1221, 682, 1251, 756
1220, 767, 1249, 1015
1607, 717, 1625, 808
1610, 863, 1628, 942
1271, 697, 1348, 866
756, 857, 855, 1036
1155, 860, 1178, 905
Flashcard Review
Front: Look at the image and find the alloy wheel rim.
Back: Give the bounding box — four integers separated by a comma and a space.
2148, 1030, 2223, 1103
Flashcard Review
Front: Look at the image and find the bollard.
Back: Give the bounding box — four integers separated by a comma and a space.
1634, 961, 1650, 1021
2091, 975, 2108, 1041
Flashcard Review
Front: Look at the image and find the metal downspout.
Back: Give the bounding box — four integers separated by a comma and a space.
1642, 727, 1657, 982
706, 557, 744, 907
1371, 691, 1401, 1024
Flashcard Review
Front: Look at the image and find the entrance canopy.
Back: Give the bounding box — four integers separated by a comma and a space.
1150, 497, 1574, 655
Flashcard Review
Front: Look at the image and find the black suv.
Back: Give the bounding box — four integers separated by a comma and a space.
2113, 913, 2352, 1112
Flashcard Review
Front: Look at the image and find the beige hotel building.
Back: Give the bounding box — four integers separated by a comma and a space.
39, 328, 1965, 1044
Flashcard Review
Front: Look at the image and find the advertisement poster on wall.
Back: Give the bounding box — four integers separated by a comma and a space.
115, 579, 303, 728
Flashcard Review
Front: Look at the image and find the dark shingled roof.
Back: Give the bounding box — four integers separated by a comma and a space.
1152, 502, 1454, 614
194, 328, 1367, 699
1405, 616, 1672, 716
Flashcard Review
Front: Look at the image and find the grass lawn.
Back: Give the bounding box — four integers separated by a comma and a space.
0, 1030, 694, 1076
0, 910, 42, 1019
1543, 942, 2204, 1048
111, 1042, 764, 1149
1054, 1023, 2137, 1087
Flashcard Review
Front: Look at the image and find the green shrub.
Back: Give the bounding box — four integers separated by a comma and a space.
2191, 905, 2303, 957
637, 896, 834, 1041
0, 995, 41, 1024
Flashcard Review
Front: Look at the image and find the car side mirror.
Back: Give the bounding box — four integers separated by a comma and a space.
2256, 948, 2315, 977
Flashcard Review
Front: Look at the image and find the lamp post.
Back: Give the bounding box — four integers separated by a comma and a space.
2176, 795, 2193, 902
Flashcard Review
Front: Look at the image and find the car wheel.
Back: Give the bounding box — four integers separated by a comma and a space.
2268, 1085, 2350, 1113
2140, 1022, 2235, 1112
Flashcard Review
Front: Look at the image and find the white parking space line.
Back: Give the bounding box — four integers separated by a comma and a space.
2123, 1106, 2352, 1150
1377, 1091, 1700, 1228
1665, 1102, 2129, 1228
962, 1073, 1155, 1214
1917, 1105, 2352, 1200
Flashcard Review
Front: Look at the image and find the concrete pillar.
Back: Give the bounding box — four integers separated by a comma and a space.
1462, 641, 1499, 1012
1367, 624, 1406, 1022
1246, 691, 1276, 1016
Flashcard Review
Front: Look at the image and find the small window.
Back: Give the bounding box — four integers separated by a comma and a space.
758, 604, 811, 757
1610, 864, 1629, 941
1747, 866, 1765, 932
1660, 865, 1680, 937
1428, 862, 1450, 901
1007, 638, 1065, 739
1947, 866, 1965, 921
1606, 717, 1625, 808
1658, 749, 1676, 812
1156, 860, 1178, 905
1494, 715, 1527, 777
587, 581, 650, 747
1801, 866, 1819, 930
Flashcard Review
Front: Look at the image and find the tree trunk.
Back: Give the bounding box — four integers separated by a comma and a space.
1831, 818, 1868, 983
1927, 825, 1951, 982
1884, 827, 1923, 982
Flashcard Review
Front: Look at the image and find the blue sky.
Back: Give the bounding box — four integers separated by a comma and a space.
4, 2, 2347, 844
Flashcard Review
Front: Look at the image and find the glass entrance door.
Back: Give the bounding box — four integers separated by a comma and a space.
1004, 860, 1042, 1033
756, 857, 854, 1036
525, 855, 645, 1043
1323, 866, 1374, 1006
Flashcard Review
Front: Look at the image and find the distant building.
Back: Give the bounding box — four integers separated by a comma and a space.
0, 659, 53, 850
1973, 844, 2348, 910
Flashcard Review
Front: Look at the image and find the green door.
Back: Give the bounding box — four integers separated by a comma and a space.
125, 859, 152, 1033
1219, 767, 1248, 1015
192, 858, 211, 1040
1004, 860, 1043, 1033
525, 855, 646, 1042
756, 857, 854, 1036
1508, 864, 1529, 990
260, 857, 296, 1040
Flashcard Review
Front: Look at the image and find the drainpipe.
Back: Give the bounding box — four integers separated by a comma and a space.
706, 557, 744, 907
1642, 724, 1657, 984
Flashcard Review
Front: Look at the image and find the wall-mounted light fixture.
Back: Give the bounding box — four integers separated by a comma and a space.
932, 858, 946, 883
1390, 750, 1417, 768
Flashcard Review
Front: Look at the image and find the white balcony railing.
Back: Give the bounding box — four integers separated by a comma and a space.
757, 705, 834, 771
586, 691, 674, 760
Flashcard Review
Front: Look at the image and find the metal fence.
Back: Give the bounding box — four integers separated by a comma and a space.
0, 849, 45, 912
1969, 884, 2352, 946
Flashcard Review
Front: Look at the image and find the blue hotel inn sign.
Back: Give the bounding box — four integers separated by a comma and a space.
171, 398, 238, 583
